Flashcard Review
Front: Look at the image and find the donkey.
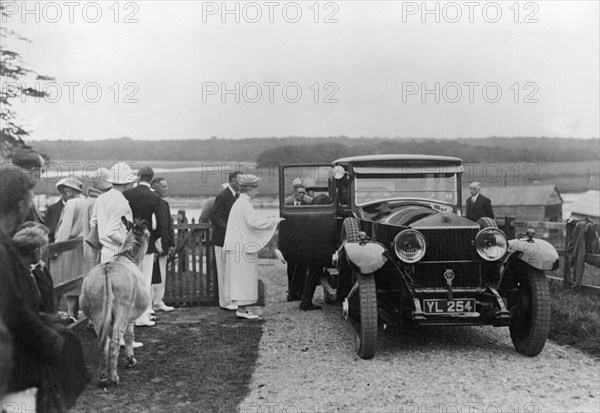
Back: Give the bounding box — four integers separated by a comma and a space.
80, 217, 150, 387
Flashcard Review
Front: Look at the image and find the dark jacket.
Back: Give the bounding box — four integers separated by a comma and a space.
466, 193, 494, 222
44, 200, 64, 242
157, 197, 175, 254
123, 184, 163, 254
0, 234, 64, 392
284, 199, 309, 206
209, 187, 236, 247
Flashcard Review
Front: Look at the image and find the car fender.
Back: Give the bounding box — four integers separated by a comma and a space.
343, 242, 388, 274
505, 238, 559, 271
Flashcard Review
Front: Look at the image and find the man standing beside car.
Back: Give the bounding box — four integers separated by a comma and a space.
466, 182, 494, 222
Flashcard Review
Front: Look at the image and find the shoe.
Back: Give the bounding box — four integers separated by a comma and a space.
134, 318, 156, 327
236, 310, 259, 320
148, 309, 156, 315
149, 315, 159, 322
300, 303, 322, 311
119, 339, 143, 348
220, 304, 238, 311
286, 293, 302, 302
154, 303, 175, 312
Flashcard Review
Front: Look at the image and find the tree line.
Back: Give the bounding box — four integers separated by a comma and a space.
30, 136, 599, 164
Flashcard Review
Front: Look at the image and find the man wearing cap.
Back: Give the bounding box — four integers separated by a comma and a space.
284, 178, 314, 204
45, 178, 80, 242
224, 174, 284, 319
210, 171, 241, 310
124, 166, 163, 327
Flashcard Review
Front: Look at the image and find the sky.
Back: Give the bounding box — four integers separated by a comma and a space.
2, 0, 599, 141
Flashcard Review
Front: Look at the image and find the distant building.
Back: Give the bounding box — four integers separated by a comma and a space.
570, 190, 600, 221
466, 185, 563, 222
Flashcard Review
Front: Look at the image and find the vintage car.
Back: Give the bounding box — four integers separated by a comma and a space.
278, 155, 559, 359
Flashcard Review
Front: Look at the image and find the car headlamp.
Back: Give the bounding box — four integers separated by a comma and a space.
393, 229, 426, 264
475, 228, 507, 261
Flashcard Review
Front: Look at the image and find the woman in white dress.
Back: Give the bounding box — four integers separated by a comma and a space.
224, 174, 284, 319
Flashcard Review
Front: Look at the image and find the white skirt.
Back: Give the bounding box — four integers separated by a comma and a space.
226, 251, 258, 305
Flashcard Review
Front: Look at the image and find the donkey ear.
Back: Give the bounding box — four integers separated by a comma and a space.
140, 220, 149, 231
121, 216, 132, 230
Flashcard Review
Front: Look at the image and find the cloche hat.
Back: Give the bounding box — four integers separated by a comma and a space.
238, 174, 262, 186
56, 178, 83, 192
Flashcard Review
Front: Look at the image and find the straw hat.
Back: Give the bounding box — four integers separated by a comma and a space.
91, 168, 113, 191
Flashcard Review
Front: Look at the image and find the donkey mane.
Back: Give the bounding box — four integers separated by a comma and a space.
115, 221, 149, 264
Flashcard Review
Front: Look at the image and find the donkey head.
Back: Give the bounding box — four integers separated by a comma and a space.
118, 217, 150, 264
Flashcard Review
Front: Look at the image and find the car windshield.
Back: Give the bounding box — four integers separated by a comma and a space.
354, 173, 458, 206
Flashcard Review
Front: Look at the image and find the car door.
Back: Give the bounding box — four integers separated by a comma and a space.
278, 163, 338, 265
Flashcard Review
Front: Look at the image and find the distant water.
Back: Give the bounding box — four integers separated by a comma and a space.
35, 193, 582, 221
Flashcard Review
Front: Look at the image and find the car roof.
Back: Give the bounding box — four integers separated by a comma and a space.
333, 154, 463, 164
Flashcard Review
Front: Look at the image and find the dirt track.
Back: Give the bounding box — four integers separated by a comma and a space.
241, 260, 600, 413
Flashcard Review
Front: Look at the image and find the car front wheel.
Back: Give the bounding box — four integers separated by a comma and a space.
344, 272, 378, 359
508, 266, 550, 356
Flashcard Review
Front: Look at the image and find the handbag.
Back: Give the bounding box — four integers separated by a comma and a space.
84, 225, 101, 250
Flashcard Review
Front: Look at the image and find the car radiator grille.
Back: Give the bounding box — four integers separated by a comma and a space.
413, 228, 481, 288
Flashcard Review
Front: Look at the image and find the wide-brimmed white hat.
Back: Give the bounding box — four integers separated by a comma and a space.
56, 178, 83, 192
105, 162, 138, 185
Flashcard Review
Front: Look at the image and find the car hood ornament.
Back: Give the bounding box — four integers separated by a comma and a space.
444, 269, 455, 288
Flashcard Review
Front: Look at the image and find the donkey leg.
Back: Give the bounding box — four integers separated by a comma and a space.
108, 321, 121, 385
98, 332, 110, 387
124, 322, 137, 368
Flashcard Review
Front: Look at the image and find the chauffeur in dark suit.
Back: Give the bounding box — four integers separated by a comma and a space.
210, 171, 241, 310
283, 185, 310, 301
466, 182, 495, 222
124, 166, 163, 326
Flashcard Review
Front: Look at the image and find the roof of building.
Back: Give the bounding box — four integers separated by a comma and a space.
476, 185, 563, 207
571, 190, 600, 219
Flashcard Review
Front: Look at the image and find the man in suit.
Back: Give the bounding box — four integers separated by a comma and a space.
124, 166, 163, 326
283, 185, 310, 301
210, 171, 241, 310
284, 185, 310, 206
466, 182, 495, 222
150, 177, 175, 312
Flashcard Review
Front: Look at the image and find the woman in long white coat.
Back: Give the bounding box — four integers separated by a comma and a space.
224, 174, 284, 319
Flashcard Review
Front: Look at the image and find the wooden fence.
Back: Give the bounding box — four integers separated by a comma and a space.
497, 216, 600, 293
45, 237, 85, 314
163, 213, 218, 306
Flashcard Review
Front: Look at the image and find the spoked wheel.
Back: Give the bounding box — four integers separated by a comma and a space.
344, 272, 378, 359
508, 267, 550, 356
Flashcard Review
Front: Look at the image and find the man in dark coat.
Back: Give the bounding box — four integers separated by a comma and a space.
283, 185, 310, 301
123, 166, 163, 326
150, 177, 175, 312
466, 182, 495, 222
210, 171, 241, 310
0, 165, 64, 409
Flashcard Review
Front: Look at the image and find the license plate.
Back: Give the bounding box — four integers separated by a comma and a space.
423, 299, 476, 314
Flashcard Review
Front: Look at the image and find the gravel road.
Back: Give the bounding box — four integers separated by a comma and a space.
240, 260, 600, 413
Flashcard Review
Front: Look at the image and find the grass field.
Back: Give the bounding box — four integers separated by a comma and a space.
33, 160, 598, 197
